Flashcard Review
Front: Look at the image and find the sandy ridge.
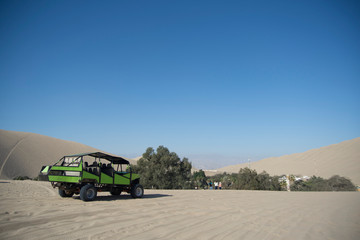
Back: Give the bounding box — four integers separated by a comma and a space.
0, 133, 29, 177
216, 137, 360, 185
1, 129, 359, 185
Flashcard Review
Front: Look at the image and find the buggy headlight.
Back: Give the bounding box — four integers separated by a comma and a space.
64, 171, 80, 176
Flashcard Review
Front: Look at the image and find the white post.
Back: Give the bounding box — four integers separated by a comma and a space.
286, 174, 291, 192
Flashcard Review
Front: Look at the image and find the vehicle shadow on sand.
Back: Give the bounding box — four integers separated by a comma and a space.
73, 193, 172, 202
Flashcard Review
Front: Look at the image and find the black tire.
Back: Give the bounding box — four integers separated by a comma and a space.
131, 184, 144, 198
80, 184, 97, 201
58, 189, 74, 198
110, 188, 122, 196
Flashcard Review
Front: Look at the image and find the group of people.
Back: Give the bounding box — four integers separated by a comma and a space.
208, 181, 222, 190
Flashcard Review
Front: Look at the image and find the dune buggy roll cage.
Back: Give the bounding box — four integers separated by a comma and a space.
55, 152, 130, 168
50, 152, 133, 182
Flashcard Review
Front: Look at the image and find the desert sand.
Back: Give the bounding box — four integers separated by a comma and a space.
0, 129, 136, 180
1, 129, 359, 185
217, 137, 360, 185
0, 180, 359, 240
2, 130, 359, 186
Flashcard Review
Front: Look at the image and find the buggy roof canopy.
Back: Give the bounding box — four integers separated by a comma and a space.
64, 152, 129, 164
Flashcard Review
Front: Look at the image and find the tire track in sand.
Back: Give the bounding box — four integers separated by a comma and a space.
0, 134, 29, 177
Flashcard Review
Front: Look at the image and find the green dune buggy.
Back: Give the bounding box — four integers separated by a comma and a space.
38, 152, 143, 201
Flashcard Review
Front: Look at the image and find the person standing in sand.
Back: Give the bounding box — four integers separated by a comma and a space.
219, 182, 222, 190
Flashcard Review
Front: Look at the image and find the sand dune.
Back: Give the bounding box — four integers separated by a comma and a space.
0, 180, 359, 240
217, 138, 360, 185
0, 129, 134, 180
1, 132, 359, 239
1, 129, 359, 185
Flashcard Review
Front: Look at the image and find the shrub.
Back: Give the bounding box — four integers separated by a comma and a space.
291, 175, 356, 191
192, 170, 207, 189
235, 167, 259, 190
13, 176, 31, 181
327, 175, 356, 191
233, 168, 281, 191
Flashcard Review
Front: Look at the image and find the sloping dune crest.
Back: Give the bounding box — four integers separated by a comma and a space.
218, 138, 360, 185
1, 129, 359, 185
0, 129, 100, 179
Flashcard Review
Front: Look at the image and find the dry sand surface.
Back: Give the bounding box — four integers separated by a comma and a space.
2, 129, 359, 186
0, 129, 98, 179
217, 138, 360, 185
1, 180, 359, 240
0, 129, 136, 180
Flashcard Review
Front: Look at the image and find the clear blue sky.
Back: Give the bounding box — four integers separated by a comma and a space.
1, 0, 359, 169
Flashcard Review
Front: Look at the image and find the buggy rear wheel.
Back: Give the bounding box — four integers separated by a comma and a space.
131, 184, 144, 198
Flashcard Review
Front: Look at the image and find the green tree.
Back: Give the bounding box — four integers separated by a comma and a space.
291, 176, 330, 191
236, 168, 259, 190
255, 171, 281, 191
135, 146, 192, 189
207, 172, 237, 189
192, 170, 207, 189
269, 176, 282, 191
290, 175, 356, 191
327, 175, 356, 191
219, 173, 237, 189
255, 171, 271, 190
232, 168, 281, 191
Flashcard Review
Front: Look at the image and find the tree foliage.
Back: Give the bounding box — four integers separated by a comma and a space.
235, 168, 259, 190
327, 175, 356, 191
205, 172, 237, 189
204, 169, 281, 191
291, 175, 356, 191
133, 146, 192, 189
234, 168, 282, 191
133, 147, 356, 192
192, 170, 207, 189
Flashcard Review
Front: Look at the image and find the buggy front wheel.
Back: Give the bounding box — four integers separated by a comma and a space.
80, 185, 97, 201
